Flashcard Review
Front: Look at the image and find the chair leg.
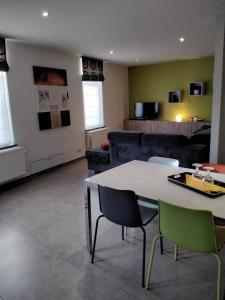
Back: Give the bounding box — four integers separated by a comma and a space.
174, 245, 178, 261
213, 253, 221, 300
160, 236, 164, 255
91, 215, 104, 264
122, 226, 124, 240
146, 234, 161, 290
140, 227, 146, 287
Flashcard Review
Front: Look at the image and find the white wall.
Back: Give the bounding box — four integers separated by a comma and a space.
103, 63, 129, 129
5, 41, 128, 174
210, 14, 225, 163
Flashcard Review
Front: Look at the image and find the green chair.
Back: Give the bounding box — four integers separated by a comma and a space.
146, 201, 225, 300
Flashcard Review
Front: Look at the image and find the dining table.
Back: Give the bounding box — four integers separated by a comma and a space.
84, 160, 225, 253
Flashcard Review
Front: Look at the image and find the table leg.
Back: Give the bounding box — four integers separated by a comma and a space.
85, 185, 92, 254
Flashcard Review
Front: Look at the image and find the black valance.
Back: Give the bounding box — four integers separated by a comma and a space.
0, 38, 9, 72
82, 56, 104, 81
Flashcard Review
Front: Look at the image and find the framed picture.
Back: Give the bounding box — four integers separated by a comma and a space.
33, 66, 71, 130
54, 86, 69, 110
35, 86, 52, 112
33, 66, 67, 86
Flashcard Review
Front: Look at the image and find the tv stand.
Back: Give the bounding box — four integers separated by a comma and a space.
124, 119, 210, 136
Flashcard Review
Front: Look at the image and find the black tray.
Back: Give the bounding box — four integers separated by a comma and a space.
168, 172, 225, 198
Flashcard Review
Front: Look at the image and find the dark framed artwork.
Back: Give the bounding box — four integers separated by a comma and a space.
33, 66, 71, 130
61, 110, 71, 126
33, 66, 67, 86
38, 112, 52, 130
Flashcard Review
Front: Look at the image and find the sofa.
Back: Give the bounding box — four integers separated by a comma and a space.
86, 130, 210, 173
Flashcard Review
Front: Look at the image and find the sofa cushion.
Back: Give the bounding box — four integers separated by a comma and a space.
141, 144, 170, 161
141, 134, 189, 162
108, 131, 144, 143
116, 142, 141, 160
108, 131, 143, 166
171, 144, 209, 168
142, 134, 188, 147
189, 134, 211, 147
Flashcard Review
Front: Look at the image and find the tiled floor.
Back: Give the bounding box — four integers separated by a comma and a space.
0, 158, 224, 300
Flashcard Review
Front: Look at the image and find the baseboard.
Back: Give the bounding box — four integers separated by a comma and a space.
0, 156, 85, 192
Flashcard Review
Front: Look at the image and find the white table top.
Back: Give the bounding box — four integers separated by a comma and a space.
85, 160, 225, 219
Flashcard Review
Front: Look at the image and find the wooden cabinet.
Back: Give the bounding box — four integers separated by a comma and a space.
124, 120, 210, 136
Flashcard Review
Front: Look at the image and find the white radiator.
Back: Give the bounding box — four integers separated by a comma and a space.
0, 146, 27, 184
86, 127, 110, 149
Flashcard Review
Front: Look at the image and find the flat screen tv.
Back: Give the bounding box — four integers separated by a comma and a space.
134, 102, 159, 120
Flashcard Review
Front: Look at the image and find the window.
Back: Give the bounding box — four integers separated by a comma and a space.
0, 71, 14, 149
82, 81, 104, 130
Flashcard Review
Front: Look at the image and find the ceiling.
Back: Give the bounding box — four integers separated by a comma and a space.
0, 0, 224, 66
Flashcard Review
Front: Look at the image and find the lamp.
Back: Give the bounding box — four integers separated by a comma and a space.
175, 114, 183, 122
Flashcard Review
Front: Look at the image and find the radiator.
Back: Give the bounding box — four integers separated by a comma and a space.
0, 146, 27, 184
86, 127, 110, 149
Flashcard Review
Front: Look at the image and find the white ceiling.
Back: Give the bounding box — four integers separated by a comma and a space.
0, 0, 224, 66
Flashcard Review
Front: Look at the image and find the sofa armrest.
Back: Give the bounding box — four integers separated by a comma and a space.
86, 148, 110, 172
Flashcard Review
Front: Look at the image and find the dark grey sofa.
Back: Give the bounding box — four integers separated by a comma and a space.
86, 131, 210, 173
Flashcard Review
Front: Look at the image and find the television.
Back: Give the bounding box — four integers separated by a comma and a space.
134, 102, 159, 120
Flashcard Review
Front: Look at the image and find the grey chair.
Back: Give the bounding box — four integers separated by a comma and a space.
91, 185, 158, 287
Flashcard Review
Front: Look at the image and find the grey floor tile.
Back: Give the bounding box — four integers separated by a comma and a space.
0, 219, 60, 300
14, 262, 121, 300
0, 159, 224, 300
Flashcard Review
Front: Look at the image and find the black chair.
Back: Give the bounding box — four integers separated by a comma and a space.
91, 185, 158, 287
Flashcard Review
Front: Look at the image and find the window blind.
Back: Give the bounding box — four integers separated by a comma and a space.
0, 72, 14, 149
82, 81, 104, 130
81, 57, 104, 81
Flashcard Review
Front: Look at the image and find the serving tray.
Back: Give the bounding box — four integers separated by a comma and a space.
168, 172, 225, 198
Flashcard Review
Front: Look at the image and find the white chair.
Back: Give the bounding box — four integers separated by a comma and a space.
148, 156, 179, 168
140, 155, 180, 255
138, 156, 179, 211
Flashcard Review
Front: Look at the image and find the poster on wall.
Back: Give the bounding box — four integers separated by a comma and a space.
35, 86, 52, 112
54, 86, 70, 110
33, 66, 71, 130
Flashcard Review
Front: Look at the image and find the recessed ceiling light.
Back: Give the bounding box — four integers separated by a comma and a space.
179, 37, 185, 42
42, 10, 49, 17
109, 50, 114, 55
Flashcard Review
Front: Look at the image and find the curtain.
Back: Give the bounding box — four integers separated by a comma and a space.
81, 56, 104, 81
0, 38, 9, 72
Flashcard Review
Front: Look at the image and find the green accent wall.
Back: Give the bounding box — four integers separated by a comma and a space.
129, 57, 214, 121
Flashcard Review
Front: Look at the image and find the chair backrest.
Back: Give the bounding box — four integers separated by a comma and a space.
148, 156, 179, 167
98, 185, 143, 227
159, 201, 217, 253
